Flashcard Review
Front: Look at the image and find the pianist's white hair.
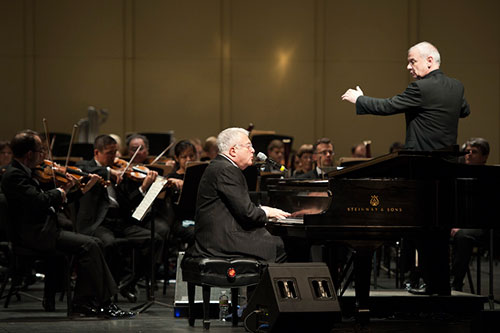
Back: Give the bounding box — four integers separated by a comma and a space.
217, 127, 249, 154
409, 41, 441, 65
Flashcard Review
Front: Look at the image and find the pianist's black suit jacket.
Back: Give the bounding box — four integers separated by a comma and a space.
356, 69, 470, 151
189, 154, 282, 262
1, 159, 80, 250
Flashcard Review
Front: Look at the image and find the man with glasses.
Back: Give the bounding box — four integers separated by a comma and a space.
297, 138, 335, 179
1, 130, 134, 318
187, 127, 289, 263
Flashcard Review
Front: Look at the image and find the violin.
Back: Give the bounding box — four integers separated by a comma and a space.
34, 161, 79, 188
113, 158, 151, 182
36, 160, 110, 188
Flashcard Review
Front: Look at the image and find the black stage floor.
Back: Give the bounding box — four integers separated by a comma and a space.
1, 258, 499, 333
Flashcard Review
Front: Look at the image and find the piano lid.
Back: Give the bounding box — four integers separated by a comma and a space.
327, 150, 500, 180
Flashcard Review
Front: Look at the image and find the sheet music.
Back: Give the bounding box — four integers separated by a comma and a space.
132, 177, 168, 221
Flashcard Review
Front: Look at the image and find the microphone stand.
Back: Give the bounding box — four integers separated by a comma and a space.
131, 204, 171, 313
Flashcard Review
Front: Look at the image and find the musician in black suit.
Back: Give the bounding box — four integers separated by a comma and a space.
1, 130, 133, 317
187, 127, 289, 262
342, 41, 470, 151
296, 138, 335, 179
450, 138, 489, 291
76, 134, 162, 302
342, 41, 471, 295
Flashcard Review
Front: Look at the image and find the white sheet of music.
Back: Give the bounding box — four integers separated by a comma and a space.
132, 177, 168, 221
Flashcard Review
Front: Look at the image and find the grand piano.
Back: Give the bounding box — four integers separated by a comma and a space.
264, 150, 500, 320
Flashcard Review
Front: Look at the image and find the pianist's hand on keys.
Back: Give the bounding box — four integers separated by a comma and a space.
261, 206, 290, 220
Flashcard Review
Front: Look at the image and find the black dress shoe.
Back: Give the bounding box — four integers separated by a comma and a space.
100, 303, 135, 319
42, 297, 56, 312
120, 288, 137, 303
72, 303, 100, 317
408, 285, 451, 296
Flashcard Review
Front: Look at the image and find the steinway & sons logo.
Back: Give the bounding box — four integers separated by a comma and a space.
346, 194, 403, 213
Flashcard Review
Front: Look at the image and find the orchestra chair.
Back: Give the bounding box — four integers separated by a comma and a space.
0, 242, 74, 316
180, 254, 266, 330
465, 233, 494, 297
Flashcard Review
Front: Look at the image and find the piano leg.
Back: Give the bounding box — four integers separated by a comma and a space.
352, 244, 381, 324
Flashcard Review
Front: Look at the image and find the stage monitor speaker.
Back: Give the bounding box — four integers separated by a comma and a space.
243, 262, 341, 332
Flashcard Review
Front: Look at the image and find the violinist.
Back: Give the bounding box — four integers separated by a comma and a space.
0, 140, 13, 168
166, 140, 198, 247
1, 130, 133, 318
125, 133, 174, 266
126, 133, 176, 167
76, 134, 162, 303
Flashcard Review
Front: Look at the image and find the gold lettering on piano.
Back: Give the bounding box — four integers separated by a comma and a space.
346, 207, 402, 213
345, 195, 402, 214
370, 195, 380, 207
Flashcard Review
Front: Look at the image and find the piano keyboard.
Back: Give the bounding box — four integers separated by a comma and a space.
269, 217, 304, 225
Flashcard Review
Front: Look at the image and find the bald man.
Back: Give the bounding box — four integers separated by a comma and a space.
342, 41, 470, 151
341, 42, 472, 296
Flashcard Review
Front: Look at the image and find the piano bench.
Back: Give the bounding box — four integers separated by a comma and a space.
180, 255, 265, 330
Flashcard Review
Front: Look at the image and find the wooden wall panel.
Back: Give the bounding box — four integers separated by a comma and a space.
418, 0, 500, 162
134, 0, 221, 141
33, 0, 125, 135
230, 0, 317, 147
0, 0, 25, 139
324, 0, 410, 158
0, 0, 498, 163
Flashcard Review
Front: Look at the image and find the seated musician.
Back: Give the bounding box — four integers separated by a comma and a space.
166, 140, 199, 247
126, 133, 175, 243
200, 136, 218, 161
76, 134, 162, 303
190, 138, 203, 162
389, 141, 404, 153
186, 127, 290, 262
1, 130, 133, 318
0, 140, 13, 169
450, 137, 490, 291
296, 138, 335, 179
292, 144, 313, 177
262, 139, 285, 173
351, 142, 367, 157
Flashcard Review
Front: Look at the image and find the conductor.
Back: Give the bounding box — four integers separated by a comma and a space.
341, 41, 471, 295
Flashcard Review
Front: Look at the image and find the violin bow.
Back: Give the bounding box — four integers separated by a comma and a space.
42, 118, 57, 188
64, 124, 78, 171
149, 140, 175, 165
120, 145, 142, 178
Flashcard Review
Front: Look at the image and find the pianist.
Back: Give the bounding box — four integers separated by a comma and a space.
186, 127, 290, 263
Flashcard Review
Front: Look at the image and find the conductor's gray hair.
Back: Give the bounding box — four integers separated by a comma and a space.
410, 41, 441, 65
217, 127, 249, 153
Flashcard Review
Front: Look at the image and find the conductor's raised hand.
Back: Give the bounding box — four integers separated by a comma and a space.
341, 85, 364, 104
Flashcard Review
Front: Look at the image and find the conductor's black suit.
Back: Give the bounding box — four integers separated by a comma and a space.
356, 69, 470, 151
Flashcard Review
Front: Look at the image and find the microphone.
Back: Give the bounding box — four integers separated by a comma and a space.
256, 152, 287, 172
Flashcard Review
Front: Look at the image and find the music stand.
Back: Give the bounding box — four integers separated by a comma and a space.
131, 162, 209, 313
130, 177, 172, 313
175, 162, 209, 221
